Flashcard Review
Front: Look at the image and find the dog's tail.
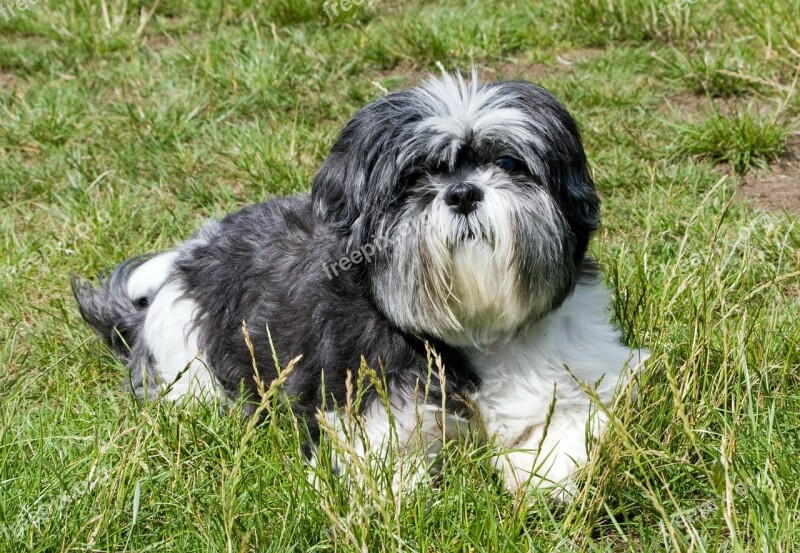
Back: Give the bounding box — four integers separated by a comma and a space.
71, 253, 174, 363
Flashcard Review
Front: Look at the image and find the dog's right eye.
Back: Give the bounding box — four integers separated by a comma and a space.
495, 156, 520, 172
429, 161, 451, 174
404, 169, 426, 187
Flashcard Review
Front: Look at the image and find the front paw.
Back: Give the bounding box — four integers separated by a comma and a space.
495, 447, 582, 502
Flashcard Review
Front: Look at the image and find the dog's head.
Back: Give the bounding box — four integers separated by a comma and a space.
312, 73, 600, 347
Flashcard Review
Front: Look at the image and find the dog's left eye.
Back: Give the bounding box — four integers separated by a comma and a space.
494, 156, 520, 172
430, 160, 451, 174
404, 169, 426, 187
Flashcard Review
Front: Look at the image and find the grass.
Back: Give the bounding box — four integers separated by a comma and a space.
672, 111, 793, 174
1, 0, 799, 551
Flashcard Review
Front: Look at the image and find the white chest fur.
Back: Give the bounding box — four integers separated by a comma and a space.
468, 279, 647, 494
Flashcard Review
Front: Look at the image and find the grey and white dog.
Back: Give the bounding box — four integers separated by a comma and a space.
73, 73, 646, 496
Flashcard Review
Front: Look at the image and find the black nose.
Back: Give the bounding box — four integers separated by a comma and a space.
444, 183, 483, 215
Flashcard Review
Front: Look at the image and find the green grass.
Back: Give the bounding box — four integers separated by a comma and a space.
672, 111, 793, 174
1, 0, 799, 551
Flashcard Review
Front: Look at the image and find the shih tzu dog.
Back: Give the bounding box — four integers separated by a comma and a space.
73, 73, 646, 496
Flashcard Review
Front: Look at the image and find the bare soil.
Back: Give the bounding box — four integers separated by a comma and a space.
739, 133, 800, 213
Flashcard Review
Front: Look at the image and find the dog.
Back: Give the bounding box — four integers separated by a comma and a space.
73, 72, 647, 497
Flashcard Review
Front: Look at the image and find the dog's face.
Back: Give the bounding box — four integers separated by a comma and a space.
312, 74, 600, 346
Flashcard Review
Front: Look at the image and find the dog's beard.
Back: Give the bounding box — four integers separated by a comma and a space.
372, 175, 572, 348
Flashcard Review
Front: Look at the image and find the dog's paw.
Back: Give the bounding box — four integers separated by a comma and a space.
494, 445, 583, 503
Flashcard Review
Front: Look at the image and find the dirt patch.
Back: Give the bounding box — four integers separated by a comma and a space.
0, 71, 18, 90
144, 33, 174, 49
555, 47, 606, 66
143, 29, 204, 50
489, 48, 605, 83
739, 133, 800, 213
373, 59, 420, 88
478, 60, 549, 82
372, 61, 551, 87
662, 91, 780, 121
373, 48, 607, 88
140, 15, 205, 51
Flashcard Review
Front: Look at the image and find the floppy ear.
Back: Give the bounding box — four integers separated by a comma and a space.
545, 97, 600, 263
539, 121, 600, 264
311, 91, 419, 250
310, 147, 362, 235
502, 81, 601, 263
562, 157, 600, 263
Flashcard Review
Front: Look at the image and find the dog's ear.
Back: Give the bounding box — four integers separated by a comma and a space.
310, 140, 372, 246
545, 109, 600, 264
562, 158, 600, 264
499, 81, 601, 263
311, 92, 416, 249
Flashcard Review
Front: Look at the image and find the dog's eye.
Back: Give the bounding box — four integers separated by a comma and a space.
404, 168, 426, 187
494, 156, 521, 172
429, 160, 451, 175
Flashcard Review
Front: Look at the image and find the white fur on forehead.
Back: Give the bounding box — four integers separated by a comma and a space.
415, 72, 500, 125
405, 72, 556, 170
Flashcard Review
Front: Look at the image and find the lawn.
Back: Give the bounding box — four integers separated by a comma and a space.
1, 0, 799, 550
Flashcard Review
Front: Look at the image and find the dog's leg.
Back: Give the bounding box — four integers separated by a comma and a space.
138, 278, 221, 401
125, 251, 179, 306
73, 249, 201, 400
488, 404, 605, 499
312, 390, 467, 494
73, 220, 225, 402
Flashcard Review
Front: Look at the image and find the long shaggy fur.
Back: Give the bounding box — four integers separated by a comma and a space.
71, 255, 153, 363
